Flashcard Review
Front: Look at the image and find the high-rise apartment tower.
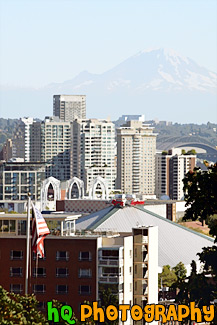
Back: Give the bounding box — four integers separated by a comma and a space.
30, 117, 71, 181
53, 95, 86, 122
155, 148, 196, 200
71, 119, 116, 194
12, 117, 34, 162
117, 120, 157, 195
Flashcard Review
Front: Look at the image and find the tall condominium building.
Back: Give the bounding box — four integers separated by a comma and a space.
71, 119, 116, 194
155, 148, 196, 200
116, 120, 157, 195
12, 117, 34, 162
53, 95, 86, 122
30, 117, 71, 181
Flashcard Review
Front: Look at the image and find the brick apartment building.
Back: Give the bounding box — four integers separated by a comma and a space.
0, 236, 100, 316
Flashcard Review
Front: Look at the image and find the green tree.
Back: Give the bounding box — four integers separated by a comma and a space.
172, 262, 187, 284
181, 163, 217, 324
99, 289, 119, 325
186, 149, 197, 155
207, 214, 217, 240
183, 164, 217, 224
176, 260, 213, 309
0, 286, 77, 325
158, 265, 177, 288
0, 285, 48, 324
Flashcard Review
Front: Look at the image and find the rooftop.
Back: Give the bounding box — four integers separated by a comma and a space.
76, 205, 214, 268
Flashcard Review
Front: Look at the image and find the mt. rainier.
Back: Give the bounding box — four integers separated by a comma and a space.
1, 48, 217, 122
54, 48, 216, 94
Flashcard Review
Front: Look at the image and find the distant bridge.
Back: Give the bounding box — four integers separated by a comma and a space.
156, 136, 217, 161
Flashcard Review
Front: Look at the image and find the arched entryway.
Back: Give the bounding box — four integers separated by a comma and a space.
89, 176, 109, 200
40, 177, 61, 210
65, 177, 84, 199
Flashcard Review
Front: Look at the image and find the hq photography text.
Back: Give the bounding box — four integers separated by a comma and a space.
47, 301, 215, 324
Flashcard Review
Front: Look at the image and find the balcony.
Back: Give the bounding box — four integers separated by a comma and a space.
143, 286, 148, 295
99, 274, 121, 283
143, 270, 148, 278
98, 259, 119, 266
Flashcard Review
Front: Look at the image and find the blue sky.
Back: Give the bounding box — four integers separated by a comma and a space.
0, 0, 217, 88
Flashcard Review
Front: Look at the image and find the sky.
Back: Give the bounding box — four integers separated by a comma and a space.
0, 0, 217, 88
0, 0, 217, 123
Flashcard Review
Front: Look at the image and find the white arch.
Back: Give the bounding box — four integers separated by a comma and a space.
89, 176, 109, 200
65, 177, 84, 199
40, 177, 61, 211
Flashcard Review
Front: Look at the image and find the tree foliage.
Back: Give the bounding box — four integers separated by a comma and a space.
0, 286, 77, 325
172, 262, 187, 284
179, 163, 217, 324
183, 163, 217, 225
158, 265, 177, 288
176, 261, 213, 307
0, 286, 48, 324
99, 289, 119, 325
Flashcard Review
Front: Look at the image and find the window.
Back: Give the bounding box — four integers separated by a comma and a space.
10, 250, 23, 260
10, 284, 23, 294
129, 267, 132, 274
56, 285, 68, 294
0, 220, 15, 233
79, 285, 91, 295
56, 251, 69, 261
10, 267, 22, 277
33, 284, 46, 294
56, 268, 69, 278
33, 267, 46, 277
33, 252, 46, 260
79, 251, 92, 261
78, 269, 92, 278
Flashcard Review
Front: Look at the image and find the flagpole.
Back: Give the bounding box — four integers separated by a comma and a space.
25, 193, 31, 295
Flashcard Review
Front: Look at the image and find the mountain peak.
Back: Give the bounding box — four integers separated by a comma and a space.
134, 47, 189, 64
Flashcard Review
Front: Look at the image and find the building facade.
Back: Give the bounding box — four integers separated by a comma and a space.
155, 148, 196, 200
0, 161, 45, 202
71, 119, 116, 194
133, 227, 158, 307
53, 95, 86, 122
30, 117, 71, 181
117, 120, 157, 195
0, 139, 13, 162
0, 235, 99, 317
12, 117, 34, 162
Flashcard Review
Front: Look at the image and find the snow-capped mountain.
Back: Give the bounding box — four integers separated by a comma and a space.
47, 48, 216, 94
1, 48, 217, 122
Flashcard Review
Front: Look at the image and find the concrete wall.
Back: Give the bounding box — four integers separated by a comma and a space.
148, 226, 158, 305
123, 236, 133, 325
144, 204, 166, 218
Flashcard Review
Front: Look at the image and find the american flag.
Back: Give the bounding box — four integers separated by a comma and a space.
32, 203, 50, 258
